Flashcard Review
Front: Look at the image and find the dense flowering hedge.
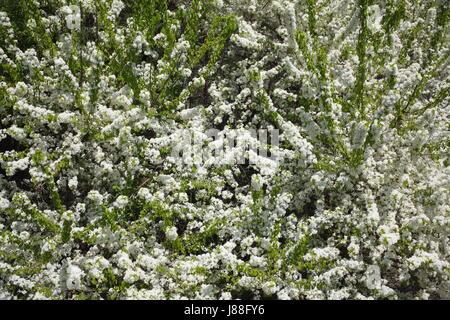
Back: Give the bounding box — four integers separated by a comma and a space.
0, 0, 449, 300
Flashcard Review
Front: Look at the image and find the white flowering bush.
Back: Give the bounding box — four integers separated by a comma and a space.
0, 0, 448, 300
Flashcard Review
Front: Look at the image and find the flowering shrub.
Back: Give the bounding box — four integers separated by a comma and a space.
0, 0, 448, 300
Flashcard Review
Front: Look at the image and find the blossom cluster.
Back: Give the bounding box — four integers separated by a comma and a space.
0, 0, 448, 300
